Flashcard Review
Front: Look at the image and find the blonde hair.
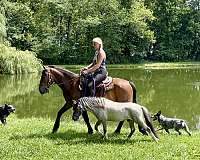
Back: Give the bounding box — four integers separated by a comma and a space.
92, 37, 103, 49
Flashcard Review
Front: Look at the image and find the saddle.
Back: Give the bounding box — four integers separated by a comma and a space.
79, 74, 113, 97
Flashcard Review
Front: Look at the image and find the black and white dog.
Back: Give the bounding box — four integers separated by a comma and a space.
0, 104, 15, 125
152, 111, 191, 136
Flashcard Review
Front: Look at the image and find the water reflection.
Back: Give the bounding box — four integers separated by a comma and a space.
0, 67, 200, 130
0, 74, 38, 102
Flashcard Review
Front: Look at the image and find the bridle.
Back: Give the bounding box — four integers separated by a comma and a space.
46, 70, 55, 88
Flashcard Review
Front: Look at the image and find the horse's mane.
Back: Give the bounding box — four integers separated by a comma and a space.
48, 66, 79, 78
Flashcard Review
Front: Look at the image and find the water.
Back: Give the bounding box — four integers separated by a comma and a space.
0, 66, 200, 130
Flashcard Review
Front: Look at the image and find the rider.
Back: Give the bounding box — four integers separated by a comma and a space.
80, 37, 107, 96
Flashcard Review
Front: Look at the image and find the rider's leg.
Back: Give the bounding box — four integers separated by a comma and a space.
88, 71, 106, 96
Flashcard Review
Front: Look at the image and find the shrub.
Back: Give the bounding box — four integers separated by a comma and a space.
0, 44, 42, 74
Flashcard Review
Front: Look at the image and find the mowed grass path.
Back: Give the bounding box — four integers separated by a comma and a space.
0, 115, 200, 160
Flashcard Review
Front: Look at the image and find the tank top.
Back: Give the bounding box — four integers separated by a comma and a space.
92, 49, 107, 72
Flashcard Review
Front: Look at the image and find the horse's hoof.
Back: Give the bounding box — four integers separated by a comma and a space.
52, 129, 57, 134
88, 130, 93, 135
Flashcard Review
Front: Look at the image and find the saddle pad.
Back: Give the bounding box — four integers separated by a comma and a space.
97, 76, 112, 88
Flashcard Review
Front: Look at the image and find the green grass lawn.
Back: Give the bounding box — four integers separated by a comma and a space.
0, 115, 200, 160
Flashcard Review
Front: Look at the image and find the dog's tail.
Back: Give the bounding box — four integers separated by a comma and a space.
142, 107, 159, 139
129, 81, 137, 103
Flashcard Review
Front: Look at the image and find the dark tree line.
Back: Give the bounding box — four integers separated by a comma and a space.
1, 0, 200, 64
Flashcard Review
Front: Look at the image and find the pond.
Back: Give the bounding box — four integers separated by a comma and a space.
1, 65, 200, 130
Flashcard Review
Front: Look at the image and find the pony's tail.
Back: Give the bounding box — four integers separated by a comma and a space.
129, 81, 137, 103
142, 107, 159, 139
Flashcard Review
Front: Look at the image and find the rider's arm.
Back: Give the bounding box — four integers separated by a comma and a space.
86, 63, 94, 69
86, 50, 106, 73
80, 62, 94, 73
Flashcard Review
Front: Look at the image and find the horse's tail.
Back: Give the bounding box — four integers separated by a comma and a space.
129, 81, 137, 103
142, 107, 159, 139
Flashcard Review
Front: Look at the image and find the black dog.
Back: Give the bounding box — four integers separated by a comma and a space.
152, 111, 191, 136
0, 104, 15, 125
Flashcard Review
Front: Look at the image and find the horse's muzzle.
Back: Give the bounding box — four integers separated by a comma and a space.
39, 86, 49, 94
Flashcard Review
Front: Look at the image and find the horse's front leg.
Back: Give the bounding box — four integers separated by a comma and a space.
82, 111, 93, 134
52, 103, 70, 133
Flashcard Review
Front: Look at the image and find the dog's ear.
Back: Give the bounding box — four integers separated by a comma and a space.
158, 110, 161, 115
4, 104, 9, 108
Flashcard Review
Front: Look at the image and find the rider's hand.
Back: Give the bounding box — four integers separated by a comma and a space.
82, 70, 88, 75
80, 67, 87, 74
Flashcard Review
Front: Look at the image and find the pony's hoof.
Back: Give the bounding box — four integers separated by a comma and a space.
139, 129, 148, 136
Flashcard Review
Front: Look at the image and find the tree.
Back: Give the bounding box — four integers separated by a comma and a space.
0, 1, 6, 43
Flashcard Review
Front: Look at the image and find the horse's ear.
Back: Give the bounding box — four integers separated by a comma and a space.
43, 65, 46, 70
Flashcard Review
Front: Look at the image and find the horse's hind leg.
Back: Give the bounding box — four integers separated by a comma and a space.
52, 103, 70, 133
114, 121, 124, 134
82, 111, 93, 134
127, 120, 135, 138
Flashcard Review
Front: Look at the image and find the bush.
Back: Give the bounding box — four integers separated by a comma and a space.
0, 44, 42, 74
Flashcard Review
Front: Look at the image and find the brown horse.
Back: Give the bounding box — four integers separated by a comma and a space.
39, 66, 139, 134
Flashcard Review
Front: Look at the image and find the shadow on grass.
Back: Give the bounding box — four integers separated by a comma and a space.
9, 129, 152, 145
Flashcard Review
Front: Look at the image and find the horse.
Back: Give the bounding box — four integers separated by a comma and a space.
72, 97, 159, 142
39, 66, 139, 134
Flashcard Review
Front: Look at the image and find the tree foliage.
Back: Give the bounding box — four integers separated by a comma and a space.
0, 1, 6, 43
1, 0, 200, 64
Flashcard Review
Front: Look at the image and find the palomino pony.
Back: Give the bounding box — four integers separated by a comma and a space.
39, 66, 138, 134
72, 97, 159, 142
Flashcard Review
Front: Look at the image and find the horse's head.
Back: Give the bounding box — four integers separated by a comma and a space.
39, 66, 55, 94
72, 100, 84, 121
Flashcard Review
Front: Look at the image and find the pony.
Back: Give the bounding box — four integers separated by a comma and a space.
39, 66, 143, 134
72, 97, 159, 142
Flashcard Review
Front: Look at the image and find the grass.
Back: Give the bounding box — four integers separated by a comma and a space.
0, 115, 200, 160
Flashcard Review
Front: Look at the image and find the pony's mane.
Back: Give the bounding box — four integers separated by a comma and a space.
48, 66, 79, 78
80, 97, 105, 107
